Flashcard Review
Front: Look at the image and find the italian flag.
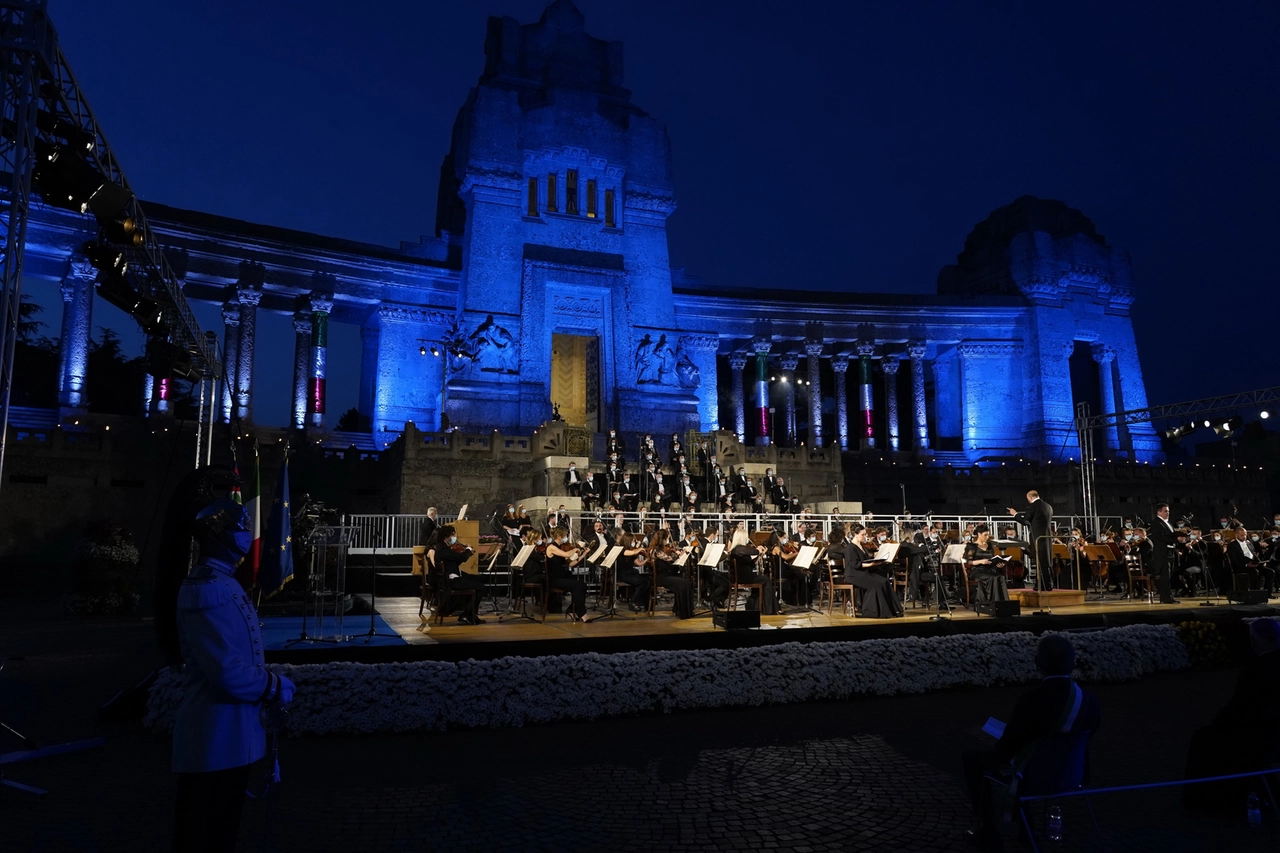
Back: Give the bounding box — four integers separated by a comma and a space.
232, 441, 263, 589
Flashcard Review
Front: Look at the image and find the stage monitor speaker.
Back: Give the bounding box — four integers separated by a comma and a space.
713, 610, 760, 630
976, 600, 1021, 618
1226, 590, 1269, 605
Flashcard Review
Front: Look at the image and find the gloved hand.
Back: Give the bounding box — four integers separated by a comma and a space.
276, 673, 296, 704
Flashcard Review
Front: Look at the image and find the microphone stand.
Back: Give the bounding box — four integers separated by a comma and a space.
361, 530, 400, 643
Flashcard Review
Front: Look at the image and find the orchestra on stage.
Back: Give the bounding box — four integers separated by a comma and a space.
413, 434, 1279, 626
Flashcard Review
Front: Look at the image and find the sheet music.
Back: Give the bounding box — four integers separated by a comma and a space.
875, 542, 900, 562
674, 552, 690, 567
588, 541, 609, 563
600, 545, 624, 568
793, 545, 819, 569
457, 503, 468, 521
942, 544, 968, 564
699, 542, 725, 567
510, 544, 534, 568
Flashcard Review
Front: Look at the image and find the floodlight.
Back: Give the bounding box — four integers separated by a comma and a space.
101, 215, 143, 247
1262, 411, 1271, 420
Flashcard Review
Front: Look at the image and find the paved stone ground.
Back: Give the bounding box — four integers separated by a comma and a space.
0, 599, 1274, 852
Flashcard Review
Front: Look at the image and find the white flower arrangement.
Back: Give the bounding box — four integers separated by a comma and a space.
145, 624, 1190, 736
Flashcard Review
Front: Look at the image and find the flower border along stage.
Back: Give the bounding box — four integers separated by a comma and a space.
146, 624, 1190, 735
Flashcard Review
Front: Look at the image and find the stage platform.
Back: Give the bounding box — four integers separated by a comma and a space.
262, 592, 1279, 665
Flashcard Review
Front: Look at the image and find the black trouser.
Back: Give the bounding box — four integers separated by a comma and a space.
961, 748, 1006, 825
444, 572, 485, 618
1154, 553, 1173, 601
781, 564, 813, 606
549, 570, 587, 617
172, 764, 252, 853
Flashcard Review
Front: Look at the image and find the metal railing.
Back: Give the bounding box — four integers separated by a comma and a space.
341, 513, 458, 552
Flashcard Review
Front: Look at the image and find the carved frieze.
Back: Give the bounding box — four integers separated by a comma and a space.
459, 165, 524, 194
378, 305, 452, 326
551, 293, 603, 318
957, 343, 1025, 359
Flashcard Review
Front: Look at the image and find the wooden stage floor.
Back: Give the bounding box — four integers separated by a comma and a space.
369, 591, 1233, 648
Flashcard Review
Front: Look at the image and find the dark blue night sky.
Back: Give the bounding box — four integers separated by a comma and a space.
32, 0, 1279, 427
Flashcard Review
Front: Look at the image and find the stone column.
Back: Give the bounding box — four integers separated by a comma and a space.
856, 339, 877, 449
220, 301, 240, 424
291, 312, 312, 430
883, 355, 901, 451
679, 334, 721, 432
908, 342, 929, 451
729, 352, 748, 442
57, 258, 95, 411
752, 339, 773, 445
359, 321, 379, 421
805, 340, 824, 448
235, 281, 262, 423
832, 356, 849, 450
780, 353, 799, 446
1092, 343, 1119, 452
308, 295, 334, 428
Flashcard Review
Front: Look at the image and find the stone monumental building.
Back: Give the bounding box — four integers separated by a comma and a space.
18, 1, 1162, 466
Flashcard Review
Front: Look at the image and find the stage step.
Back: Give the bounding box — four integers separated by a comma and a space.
1009, 589, 1086, 608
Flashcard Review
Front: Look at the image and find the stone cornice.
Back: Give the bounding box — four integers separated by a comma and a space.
623, 187, 677, 215
378, 305, 453, 326
459, 165, 524, 194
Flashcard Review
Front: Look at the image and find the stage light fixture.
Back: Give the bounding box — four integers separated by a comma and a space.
431, 345, 440, 357
81, 240, 127, 275
419, 345, 427, 356
35, 111, 95, 153
101, 215, 143, 247
146, 340, 200, 381
96, 271, 165, 336
1202, 419, 1211, 428
1262, 410, 1271, 420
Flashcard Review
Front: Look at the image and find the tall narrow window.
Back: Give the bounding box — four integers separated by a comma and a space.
565, 169, 579, 215
547, 172, 558, 213
526, 177, 538, 217
604, 188, 616, 228
586, 178, 598, 218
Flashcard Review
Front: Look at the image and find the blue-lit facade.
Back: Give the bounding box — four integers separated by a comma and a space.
18, 1, 1162, 465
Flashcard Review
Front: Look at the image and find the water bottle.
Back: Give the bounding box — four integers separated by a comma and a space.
1047, 804, 1063, 842
1247, 792, 1262, 828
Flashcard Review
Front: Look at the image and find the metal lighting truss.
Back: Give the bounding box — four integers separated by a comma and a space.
0, 0, 216, 488
1073, 386, 1280, 533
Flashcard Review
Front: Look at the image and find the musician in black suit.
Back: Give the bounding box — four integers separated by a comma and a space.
741, 478, 764, 514
1007, 490, 1054, 590
1147, 503, 1181, 604
563, 462, 583, 497
417, 506, 438, 546
770, 477, 790, 510
730, 466, 748, 496
762, 468, 778, 498
1227, 527, 1275, 598
618, 473, 639, 513
580, 472, 599, 512
963, 635, 1101, 846
606, 429, 625, 460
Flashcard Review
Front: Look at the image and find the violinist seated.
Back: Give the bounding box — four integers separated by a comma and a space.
1175, 529, 1207, 597
544, 530, 589, 622
962, 523, 1010, 606
615, 532, 650, 613
433, 525, 486, 625
774, 529, 816, 608
630, 530, 694, 619
520, 528, 548, 585
726, 527, 776, 614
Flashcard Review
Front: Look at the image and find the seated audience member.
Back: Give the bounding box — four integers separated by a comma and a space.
1184, 618, 1280, 812
962, 634, 1101, 848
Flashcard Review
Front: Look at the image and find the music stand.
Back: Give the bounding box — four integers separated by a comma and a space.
499, 544, 540, 623
942, 544, 968, 609
585, 546, 627, 622
1082, 545, 1114, 600
285, 525, 357, 648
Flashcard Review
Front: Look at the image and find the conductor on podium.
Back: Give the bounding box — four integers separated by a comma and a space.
1007, 490, 1053, 590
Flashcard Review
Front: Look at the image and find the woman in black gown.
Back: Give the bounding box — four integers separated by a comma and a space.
962, 523, 1010, 605
545, 530, 588, 621
615, 532, 649, 612
842, 524, 903, 618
